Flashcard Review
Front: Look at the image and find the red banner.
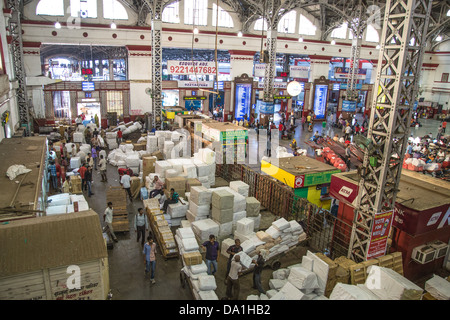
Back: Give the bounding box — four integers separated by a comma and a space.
367, 210, 394, 260
329, 175, 359, 206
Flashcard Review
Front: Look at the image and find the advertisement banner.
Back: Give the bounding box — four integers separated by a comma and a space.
313, 84, 328, 120
257, 100, 274, 114
254, 64, 266, 77
257, 82, 289, 89
289, 65, 309, 79
367, 210, 394, 260
168, 61, 217, 75
342, 100, 357, 112
334, 67, 367, 80
234, 83, 252, 121
177, 81, 214, 88
329, 175, 359, 206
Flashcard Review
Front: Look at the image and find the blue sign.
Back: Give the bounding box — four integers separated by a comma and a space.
339, 83, 363, 90
342, 100, 357, 112
413, 101, 418, 111
313, 84, 328, 120
257, 100, 274, 114
82, 81, 95, 91
185, 99, 202, 111
214, 81, 224, 90
234, 83, 252, 121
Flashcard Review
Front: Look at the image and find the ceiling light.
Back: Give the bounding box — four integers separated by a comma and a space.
298, 37, 303, 42
435, 35, 442, 41
54, 21, 61, 29
111, 22, 117, 29
331, 40, 336, 45
237, 31, 243, 37
193, 27, 199, 34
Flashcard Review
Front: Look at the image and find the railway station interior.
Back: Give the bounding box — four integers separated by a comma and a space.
0, 0, 449, 303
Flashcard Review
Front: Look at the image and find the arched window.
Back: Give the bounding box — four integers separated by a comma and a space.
162, 1, 180, 23
254, 18, 268, 31
365, 25, 380, 43
36, 0, 64, 16
103, 0, 128, 20
70, 0, 97, 18
277, 10, 296, 33
212, 3, 234, 28
331, 22, 348, 39
184, 0, 208, 26
298, 14, 316, 35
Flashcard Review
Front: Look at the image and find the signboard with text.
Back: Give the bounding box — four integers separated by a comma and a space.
234, 83, 252, 121
334, 67, 367, 80
367, 210, 394, 260
290, 65, 309, 79
168, 60, 217, 75
313, 84, 328, 120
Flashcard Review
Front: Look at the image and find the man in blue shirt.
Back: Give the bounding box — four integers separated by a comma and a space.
202, 234, 219, 275
48, 161, 59, 193
134, 208, 149, 246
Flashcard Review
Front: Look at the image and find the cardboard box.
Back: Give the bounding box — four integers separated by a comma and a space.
142, 156, 157, 178
166, 176, 186, 196
186, 178, 202, 192
182, 251, 203, 266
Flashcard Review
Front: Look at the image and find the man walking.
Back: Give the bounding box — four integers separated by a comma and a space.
202, 234, 219, 276
143, 236, 157, 284
91, 146, 98, 170
48, 161, 59, 193
103, 202, 118, 242
117, 128, 123, 145
85, 166, 94, 197
78, 164, 88, 191
135, 208, 149, 246
120, 169, 133, 202
226, 255, 243, 300
225, 239, 242, 279
99, 154, 108, 182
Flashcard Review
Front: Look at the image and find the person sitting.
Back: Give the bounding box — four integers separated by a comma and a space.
333, 134, 339, 142
149, 176, 165, 198
313, 131, 321, 143
290, 139, 297, 150
162, 188, 179, 213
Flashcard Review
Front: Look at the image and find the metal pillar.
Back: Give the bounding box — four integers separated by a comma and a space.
348, 0, 432, 262
263, 28, 277, 103
151, 2, 163, 130
7, 0, 30, 134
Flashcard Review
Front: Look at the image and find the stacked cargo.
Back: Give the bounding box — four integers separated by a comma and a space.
211, 189, 235, 240
165, 176, 187, 198
143, 198, 178, 259
167, 197, 188, 227
106, 186, 129, 233
187, 186, 211, 223
46, 193, 89, 215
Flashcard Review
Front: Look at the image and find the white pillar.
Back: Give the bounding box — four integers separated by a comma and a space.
126, 45, 152, 115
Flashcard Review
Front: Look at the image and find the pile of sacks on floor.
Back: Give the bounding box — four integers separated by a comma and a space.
176, 225, 219, 300
105, 122, 143, 149
107, 142, 149, 174
46, 193, 89, 215
145, 130, 189, 159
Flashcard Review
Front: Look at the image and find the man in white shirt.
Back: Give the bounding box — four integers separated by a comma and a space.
103, 202, 118, 242
98, 154, 107, 182
120, 170, 133, 201
226, 255, 243, 300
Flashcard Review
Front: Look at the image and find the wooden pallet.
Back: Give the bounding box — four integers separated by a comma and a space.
106, 186, 129, 233
349, 259, 379, 285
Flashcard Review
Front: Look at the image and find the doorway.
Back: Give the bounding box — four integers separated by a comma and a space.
77, 103, 101, 127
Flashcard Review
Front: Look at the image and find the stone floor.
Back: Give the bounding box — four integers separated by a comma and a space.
80, 114, 446, 300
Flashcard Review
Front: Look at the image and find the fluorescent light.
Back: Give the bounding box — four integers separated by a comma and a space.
54, 21, 61, 29
237, 31, 243, 37
331, 40, 336, 45
193, 27, 199, 34
111, 22, 117, 29
298, 37, 303, 42
435, 35, 442, 41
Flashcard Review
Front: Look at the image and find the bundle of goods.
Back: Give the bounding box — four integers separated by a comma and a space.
46, 193, 89, 215
167, 197, 188, 227
424, 274, 450, 300
229, 180, 249, 197
329, 265, 423, 300
187, 186, 211, 223
403, 158, 425, 171
105, 132, 118, 149
72, 132, 85, 144
275, 146, 294, 158
191, 218, 219, 243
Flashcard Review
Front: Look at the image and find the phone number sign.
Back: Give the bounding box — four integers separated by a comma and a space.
167, 60, 217, 75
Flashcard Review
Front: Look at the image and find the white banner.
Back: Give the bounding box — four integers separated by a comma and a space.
167, 60, 217, 75
177, 81, 214, 88
253, 64, 266, 77
289, 65, 309, 78
257, 81, 288, 89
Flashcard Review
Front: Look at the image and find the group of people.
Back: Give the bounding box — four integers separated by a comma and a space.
201, 235, 268, 300
146, 175, 182, 213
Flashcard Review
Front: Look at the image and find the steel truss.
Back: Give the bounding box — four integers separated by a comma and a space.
151, 1, 163, 130
348, 0, 432, 262
346, 4, 365, 102
7, 0, 30, 134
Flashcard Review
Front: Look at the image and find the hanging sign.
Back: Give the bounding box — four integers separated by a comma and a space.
167, 60, 217, 75
254, 64, 266, 77
366, 210, 394, 260
342, 100, 357, 112
289, 66, 309, 78
334, 67, 367, 80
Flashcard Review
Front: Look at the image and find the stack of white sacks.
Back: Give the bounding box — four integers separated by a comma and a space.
46, 193, 89, 215
107, 143, 149, 174
187, 186, 212, 222
329, 265, 424, 300
167, 196, 189, 227
248, 251, 329, 300
176, 227, 218, 300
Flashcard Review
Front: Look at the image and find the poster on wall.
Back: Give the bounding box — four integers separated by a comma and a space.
289, 66, 309, 79
167, 60, 217, 75
313, 84, 328, 119
234, 83, 252, 121
366, 210, 394, 260
334, 67, 367, 80
254, 64, 266, 77
342, 100, 357, 112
